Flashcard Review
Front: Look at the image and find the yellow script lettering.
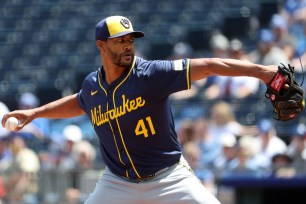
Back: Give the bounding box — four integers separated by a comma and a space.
90, 95, 146, 127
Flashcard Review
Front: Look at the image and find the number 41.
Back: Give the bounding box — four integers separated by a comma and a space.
135, 116, 156, 138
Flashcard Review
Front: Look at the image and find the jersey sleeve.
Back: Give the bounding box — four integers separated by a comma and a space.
77, 89, 85, 111
138, 58, 191, 97
76, 72, 97, 113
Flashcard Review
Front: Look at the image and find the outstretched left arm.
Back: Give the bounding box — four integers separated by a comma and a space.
189, 58, 277, 84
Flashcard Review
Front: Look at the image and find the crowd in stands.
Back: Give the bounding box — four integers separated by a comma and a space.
172, 0, 306, 200
0, 0, 305, 203
0, 92, 98, 203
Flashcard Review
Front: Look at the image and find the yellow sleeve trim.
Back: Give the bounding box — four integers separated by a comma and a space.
186, 59, 191, 90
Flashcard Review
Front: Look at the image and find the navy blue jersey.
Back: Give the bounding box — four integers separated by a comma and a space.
77, 56, 191, 179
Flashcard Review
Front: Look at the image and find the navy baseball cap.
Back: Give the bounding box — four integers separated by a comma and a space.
95, 16, 144, 41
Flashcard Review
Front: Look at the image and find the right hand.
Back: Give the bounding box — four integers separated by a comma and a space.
1, 109, 35, 131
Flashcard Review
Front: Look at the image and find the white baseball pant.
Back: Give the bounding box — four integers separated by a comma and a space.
84, 157, 221, 204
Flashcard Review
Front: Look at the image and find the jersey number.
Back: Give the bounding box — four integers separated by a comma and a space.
135, 116, 156, 138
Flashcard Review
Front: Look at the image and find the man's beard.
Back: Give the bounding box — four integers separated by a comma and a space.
108, 49, 134, 68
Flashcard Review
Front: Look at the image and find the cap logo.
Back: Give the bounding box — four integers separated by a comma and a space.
120, 18, 130, 29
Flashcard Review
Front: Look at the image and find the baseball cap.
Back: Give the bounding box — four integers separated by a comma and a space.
95, 16, 144, 41
19, 92, 39, 108
229, 39, 243, 51
63, 124, 82, 143
257, 29, 275, 43
270, 14, 287, 29
219, 132, 237, 148
210, 33, 229, 50
291, 123, 306, 138
257, 119, 273, 133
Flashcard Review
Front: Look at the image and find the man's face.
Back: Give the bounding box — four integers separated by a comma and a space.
104, 34, 135, 68
258, 41, 271, 55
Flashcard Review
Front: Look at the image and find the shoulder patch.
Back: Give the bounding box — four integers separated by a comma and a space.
173, 60, 183, 71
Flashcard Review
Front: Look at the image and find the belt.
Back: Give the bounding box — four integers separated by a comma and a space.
122, 163, 178, 183
139, 166, 169, 180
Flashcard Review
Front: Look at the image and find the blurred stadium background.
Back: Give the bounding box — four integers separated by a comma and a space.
0, 0, 306, 203
0, 0, 279, 109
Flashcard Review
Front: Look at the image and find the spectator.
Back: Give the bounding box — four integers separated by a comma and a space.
72, 141, 96, 170
211, 38, 261, 100
177, 118, 196, 146
0, 137, 10, 203
204, 32, 230, 100
16, 92, 52, 154
0, 101, 10, 139
252, 119, 288, 170
270, 14, 296, 60
231, 135, 259, 173
0, 137, 12, 172
281, 0, 306, 26
182, 141, 217, 196
193, 117, 209, 143
0, 101, 12, 172
295, 19, 306, 57
37, 124, 86, 204
248, 28, 290, 66
213, 132, 238, 174
64, 140, 97, 204
207, 101, 243, 140
17, 92, 51, 140
168, 42, 194, 60
209, 31, 229, 58
56, 124, 83, 172
41, 124, 87, 204
196, 118, 222, 168
228, 38, 249, 61
3, 135, 40, 204
271, 153, 295, 178
287, 123, 306, 174
202, 38, 261, 128
205, 38, 260, 101
290, 19, 306, 75
198, 101, 242, 169
0, 102, 11, 203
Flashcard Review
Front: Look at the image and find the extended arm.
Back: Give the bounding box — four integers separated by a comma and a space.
190, 58, 277, 84
1, 94, 85, 131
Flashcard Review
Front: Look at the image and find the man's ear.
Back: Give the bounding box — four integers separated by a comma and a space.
96, 40, 104, 51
